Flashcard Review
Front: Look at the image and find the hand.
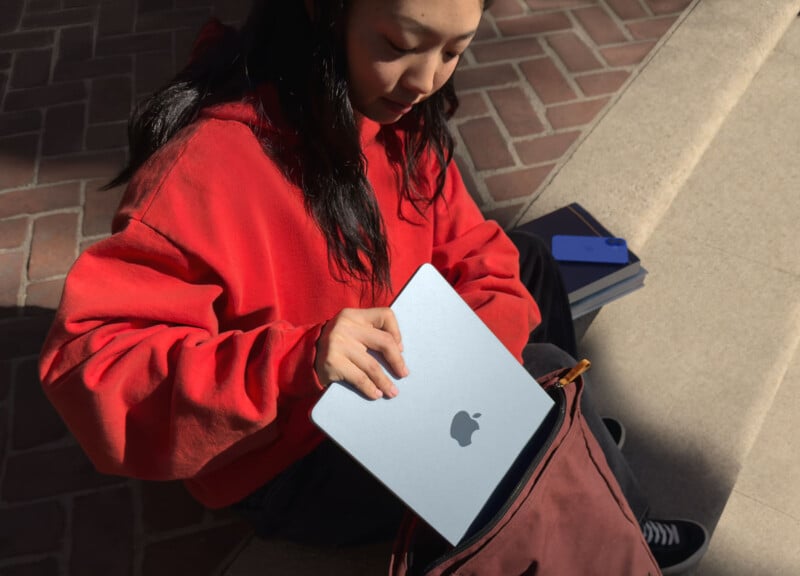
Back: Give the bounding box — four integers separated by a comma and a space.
315, 307, 409, 400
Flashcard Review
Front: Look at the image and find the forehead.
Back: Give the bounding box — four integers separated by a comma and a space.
353, 0, 483, 38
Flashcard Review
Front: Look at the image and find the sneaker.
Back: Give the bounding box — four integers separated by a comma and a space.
643, 518, 709, 575
602, 417, 626, 450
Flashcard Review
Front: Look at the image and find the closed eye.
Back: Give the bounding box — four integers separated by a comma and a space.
386, 38, 415, 55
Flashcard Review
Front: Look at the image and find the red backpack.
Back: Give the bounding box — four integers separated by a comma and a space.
389, 361, 661, 576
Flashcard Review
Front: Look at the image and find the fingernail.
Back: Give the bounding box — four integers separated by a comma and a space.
374, 389, 384, 399
390, 384, 399, 397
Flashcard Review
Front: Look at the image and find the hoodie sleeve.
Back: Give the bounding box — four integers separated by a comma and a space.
38, 217, 325, 481
430, 162, 541, 362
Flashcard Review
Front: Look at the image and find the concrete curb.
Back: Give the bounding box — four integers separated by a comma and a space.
517, 0, 800, 251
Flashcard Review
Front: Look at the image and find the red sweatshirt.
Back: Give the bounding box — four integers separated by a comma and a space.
38, 88, 540, 508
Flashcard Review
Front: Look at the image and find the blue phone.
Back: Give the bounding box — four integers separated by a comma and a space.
551, 235, 629, 264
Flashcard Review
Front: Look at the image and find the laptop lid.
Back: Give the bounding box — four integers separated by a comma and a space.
310, 263, 555, 545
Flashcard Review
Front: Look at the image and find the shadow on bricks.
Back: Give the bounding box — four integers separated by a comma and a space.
0, 306, 253, 576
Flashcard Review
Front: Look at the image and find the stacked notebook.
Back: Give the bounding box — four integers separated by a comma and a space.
515, 203, 647, 319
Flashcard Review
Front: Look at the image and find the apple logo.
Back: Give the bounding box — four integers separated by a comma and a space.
450, 411, 481, 447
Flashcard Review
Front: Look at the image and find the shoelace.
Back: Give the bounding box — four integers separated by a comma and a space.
643, 520, 681, 547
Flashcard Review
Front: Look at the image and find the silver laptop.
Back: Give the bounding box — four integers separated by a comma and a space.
311, 263, 555, 545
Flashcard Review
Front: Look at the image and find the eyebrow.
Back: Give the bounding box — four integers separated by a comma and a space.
394, 14, 478, 43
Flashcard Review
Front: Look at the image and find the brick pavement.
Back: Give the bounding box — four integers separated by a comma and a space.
0, 0, 692, 574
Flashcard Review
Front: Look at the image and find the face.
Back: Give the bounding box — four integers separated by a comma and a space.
345, 0, 483, 124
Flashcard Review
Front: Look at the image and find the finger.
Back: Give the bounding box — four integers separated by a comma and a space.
338, 358, 386, 400
351, 350, 399, 398
363, 308, 403, 349
358, 326, 408, 380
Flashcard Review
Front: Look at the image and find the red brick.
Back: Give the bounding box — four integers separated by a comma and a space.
0, 52, 11, 69
600, 41, 656, 66
488, 86, 544, 137
136, 8, 211, 32
0, 110, 42, 137
12, 357, 69, 449
546, 97, 610, 129
496, 12, 572, 37
89, 75, 133, 123
470, 37, 544, 63
458, 117, 515, 171
573, 6, 628, 46
454, 63, 518, 91
527, 0, 593, 8
0, 313, 55, 360
453, 92, 488, 119
9, 49, 52, 89
58, 24, 94, 61
138, 0, 171, 12
482, 203, 523, 229
576, 69, 630, 96
53, 54, 132, 81
485, 164, 554, 201
473, 14, 498, 42
515, 130, 581, 164
606, 0, 648, 20
0, 183, 81, 219
646, 0, 693, 15
0, 557, 60, 576
21, 6, 96, 29
520, 57, 576, 105
28, 212, 79, 280
2, 445, 125, 501
135, 50, 175, 95
0, 0, 24, 33
95, 31, 173, 56
142, 481, 206, 534
86, 121, 127, 151
0, 251, 24, 308
0, 134, 38, 188
0, 399, 8, 456
627, 16, 679, 40
43, 103, 87, 156
25, 278, 64, 310
488, 0, 526, 18
84, 181, 124, 236
28, 0, 61, 10
547, 32, 603, 72
1, 359, 12, 401
71, 487, 135, 576
454, 154, 482, 205
0, 31, 55, 51
141, 522, 252, 576
98, 0, 135, 36
37, 150, 126, 184
0, 216, 28, 249
0, 501, 65, 557
3, 81, 87, 111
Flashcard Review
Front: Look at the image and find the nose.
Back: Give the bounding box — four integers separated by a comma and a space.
400, 54, 440, 97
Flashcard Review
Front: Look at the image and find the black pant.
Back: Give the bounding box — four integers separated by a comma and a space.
231, 233, 648, 545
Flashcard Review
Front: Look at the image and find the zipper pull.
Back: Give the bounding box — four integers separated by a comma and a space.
557, 359, 591, 388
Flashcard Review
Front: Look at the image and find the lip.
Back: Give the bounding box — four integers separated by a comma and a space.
382, 98, 415, 115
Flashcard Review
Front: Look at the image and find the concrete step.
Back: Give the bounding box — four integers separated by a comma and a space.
699, 344, 800, 574
519, 0, 800, 571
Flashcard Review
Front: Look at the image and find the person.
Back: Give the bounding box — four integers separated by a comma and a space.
37, 0, 707, 572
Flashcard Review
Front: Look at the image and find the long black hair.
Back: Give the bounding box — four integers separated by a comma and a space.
108, 0, 492, 291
